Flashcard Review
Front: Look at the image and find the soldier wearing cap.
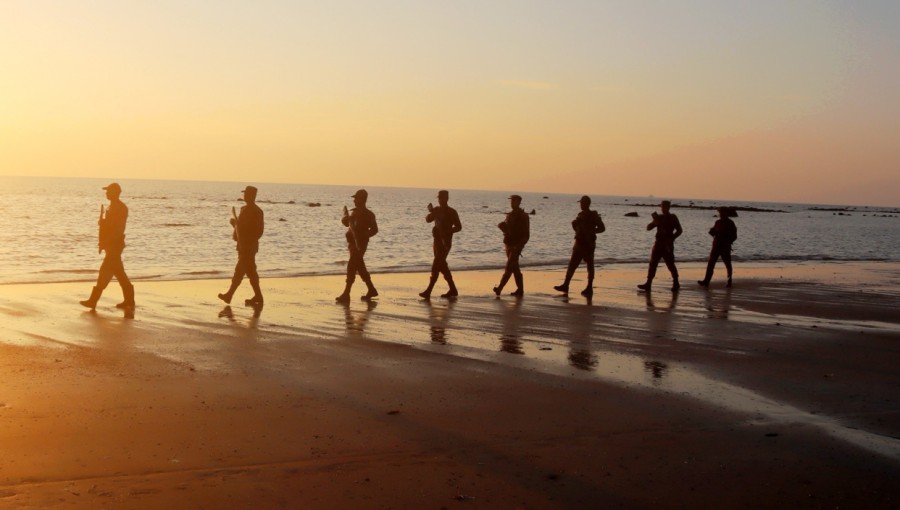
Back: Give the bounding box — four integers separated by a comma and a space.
493, 194, 530, 297
420, 190, 462, 299
218, 185, 264, 306
638, 200, 682, 291
80, 182, 134, 310
554, 195, 606, 297
698, 206, 738, 288
336, 189, 379, 302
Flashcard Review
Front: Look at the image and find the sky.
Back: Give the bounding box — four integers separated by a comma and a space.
1, 1, 898, 206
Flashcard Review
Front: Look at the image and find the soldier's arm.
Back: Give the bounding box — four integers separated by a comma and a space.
673, 215, 683, 239
451, 209, 462, 233
257, 209, 264, 239
595, 212, 606, 234
522, 214, 530, 245
368, 212, 379, 237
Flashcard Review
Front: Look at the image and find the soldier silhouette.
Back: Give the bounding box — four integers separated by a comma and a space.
638, 200, 682, 292
493, 195, 530, 297
336, 189, 379, 302
698, 206, 737, 288
554, 195, 605, 297
420, 190, 462, 299
218, 186, 264, 306
80, 183, 134, 310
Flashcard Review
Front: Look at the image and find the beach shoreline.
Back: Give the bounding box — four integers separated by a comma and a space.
0, 261, 897, 507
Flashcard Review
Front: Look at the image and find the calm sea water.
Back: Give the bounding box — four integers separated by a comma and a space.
1, 176, 897, 285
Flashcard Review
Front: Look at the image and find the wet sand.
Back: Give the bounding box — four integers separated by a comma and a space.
0, 261, 898, 508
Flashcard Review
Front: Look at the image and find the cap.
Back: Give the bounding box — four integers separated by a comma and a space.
352, 189, 368, 200
660, 200, 672, 207
102, 183, 121, 194
508, 194, 522, 201
578, 195, 591, 204
242, 185, 258, 194
437, 190, 449, 198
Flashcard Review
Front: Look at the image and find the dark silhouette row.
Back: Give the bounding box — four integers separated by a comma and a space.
79, 185, 737, 310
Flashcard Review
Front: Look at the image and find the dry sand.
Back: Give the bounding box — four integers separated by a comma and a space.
0, 261, 898, 508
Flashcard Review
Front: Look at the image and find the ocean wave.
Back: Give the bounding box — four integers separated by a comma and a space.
34, 269, 97, 275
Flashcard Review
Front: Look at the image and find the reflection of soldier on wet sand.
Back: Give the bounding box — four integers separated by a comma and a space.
336, 189, 379, 303
80, 183, 134, 311
344, 300, 377, 335
420, 190, 462, 299
554, 195, 605, 297
497, 299, 524, 354
425, 299, 455, 345
493, 195, 530, 297
638, 200, 682, 292
218, 186, 264, 307
698, 206, 738, 288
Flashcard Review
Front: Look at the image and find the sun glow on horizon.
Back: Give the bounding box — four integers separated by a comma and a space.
1, 1, 898, 206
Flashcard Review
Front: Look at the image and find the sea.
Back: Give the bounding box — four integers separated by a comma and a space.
1, 176, 897, 285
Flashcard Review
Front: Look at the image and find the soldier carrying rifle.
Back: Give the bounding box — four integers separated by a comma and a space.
80, 183, 134, 310
218, 185, 265, 307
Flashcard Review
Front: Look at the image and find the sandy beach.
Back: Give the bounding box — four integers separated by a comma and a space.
0, 261, 898, 508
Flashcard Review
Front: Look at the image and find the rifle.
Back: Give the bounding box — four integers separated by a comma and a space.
343, 205, 361, 253
231, 206, 240, 243
97, 204, 105, 254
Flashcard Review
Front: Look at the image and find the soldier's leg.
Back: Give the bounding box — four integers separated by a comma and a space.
510, 248, 524, 296
639, 244, 662, 290
555, 244, 580, 292
440, 242, 457, 297
583, 245, 596, 296
722, 247, 733, 286
662, 245, 679, 290
421, 241, 442, 298
109, 251, 135, 307
336, 245, 357, 302
219, 254, 247, 304
246, 252, 263, 305
81, 252, 116, 308
357, 246, 378, 300
495, 247, 514, 295
699, 246, 718, 286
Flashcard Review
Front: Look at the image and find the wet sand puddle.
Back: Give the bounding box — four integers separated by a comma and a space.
2, 274, 898, 462
345, 286, 900, 460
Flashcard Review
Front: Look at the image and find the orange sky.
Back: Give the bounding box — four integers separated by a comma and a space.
1, 1, 897, 206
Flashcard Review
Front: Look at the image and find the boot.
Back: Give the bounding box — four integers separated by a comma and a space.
554, 283, 570, 293
361, 279, 378, 301
726, 277, 733, 288
246, 278, 263, 306
80, 286, 103, 309
671, 278, 680, 291
116, 283, 135, 309
581, 278, 593, 297
420, 277, 437, 298
697, 279, 710, 287
440, 277, 458, 298
637, 280, 652, 291
335, 281, 352, 303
